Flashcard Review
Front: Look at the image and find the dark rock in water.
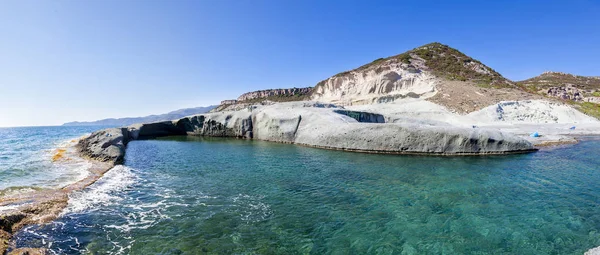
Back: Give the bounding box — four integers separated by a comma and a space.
137, 121, 186, 139
0, 190, 69, 254
0, 213, 25, 253
77, 128, 128, 164
77, 111, 255, 163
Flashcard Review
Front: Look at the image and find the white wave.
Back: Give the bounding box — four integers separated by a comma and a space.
41, 137, 93, 189
0, 204, 21, 213
231, 194, 273, 223
49, 160, 93, 188
63, 165, 138, 215
0, 137, 93, 194
103, 193, 182, 233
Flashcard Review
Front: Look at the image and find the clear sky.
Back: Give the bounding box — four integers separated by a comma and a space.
1, 0, 598, 127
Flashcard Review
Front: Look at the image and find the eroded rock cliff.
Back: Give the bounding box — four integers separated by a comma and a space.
310, 42, 516, 106
78, 102, 536, 165
237, 87, 313, 102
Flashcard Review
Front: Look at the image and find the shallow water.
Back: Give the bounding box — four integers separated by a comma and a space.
0, 126, 110, 194
9, 135, 600, 254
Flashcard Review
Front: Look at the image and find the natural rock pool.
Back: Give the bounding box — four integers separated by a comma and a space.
11, 136, 600, 254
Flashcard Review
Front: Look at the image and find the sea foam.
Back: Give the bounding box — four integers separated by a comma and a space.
63, 165, 138, 215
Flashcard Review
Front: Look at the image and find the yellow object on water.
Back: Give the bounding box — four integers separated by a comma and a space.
52, 149, 66, 161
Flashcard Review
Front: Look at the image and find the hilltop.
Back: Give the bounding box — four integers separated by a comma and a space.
519, 71, 600, 92
310, 42, 540, 113
211, 42, 598, 120
327, 42, 512, 87
216, 43, 543, 114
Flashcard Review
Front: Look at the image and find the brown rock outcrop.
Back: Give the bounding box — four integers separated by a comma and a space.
545, 84, 584, 101
237, 87, 312, 102
220, 99, 238, 105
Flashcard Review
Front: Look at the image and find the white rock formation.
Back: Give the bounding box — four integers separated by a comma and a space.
466, 100, 599, 124
79, 101, 536, 163
586, 246, 600, 255
345, 99, 467, 127
311, 61, 439, 105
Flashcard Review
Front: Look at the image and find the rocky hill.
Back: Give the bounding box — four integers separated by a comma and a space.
214, 87, 313, 112
519, 71, 600, 91
237, 87, 312, 102
518, 71, 600, 118
311, 42, 538, 112
519, 71, 600, 100
212, 42, 597, 118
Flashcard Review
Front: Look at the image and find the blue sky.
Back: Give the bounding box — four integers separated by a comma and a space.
1, 0, 598, 127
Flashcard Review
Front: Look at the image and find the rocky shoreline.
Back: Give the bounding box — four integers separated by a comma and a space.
8, 99, 600, 253
77, 102, 537, 165
9, 100, 600, 254
0, 156, 113, 254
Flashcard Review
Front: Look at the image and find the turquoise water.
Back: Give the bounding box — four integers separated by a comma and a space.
0, 126, 110, 194
6, 133, 600, 254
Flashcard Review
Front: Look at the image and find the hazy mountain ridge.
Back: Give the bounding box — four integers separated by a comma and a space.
63, 106, 216, 126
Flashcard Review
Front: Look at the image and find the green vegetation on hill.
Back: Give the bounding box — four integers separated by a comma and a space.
573, 101, 600, 120
411, 43, 510, 88
519, 72, 600, 120
518, 72, 600, 94
327, 42, 512, 89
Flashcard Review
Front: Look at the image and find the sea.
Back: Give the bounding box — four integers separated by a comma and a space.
1, 126, 600, 254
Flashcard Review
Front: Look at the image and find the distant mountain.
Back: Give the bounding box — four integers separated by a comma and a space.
63, 106, 217, 126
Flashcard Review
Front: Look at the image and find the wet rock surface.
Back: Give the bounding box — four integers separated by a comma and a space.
7, 247, 50, 255
0, 159, 112, 254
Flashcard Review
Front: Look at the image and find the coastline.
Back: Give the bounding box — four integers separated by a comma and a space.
0, 140, 113, 254
2, 103, 599, 253
2, 131, 600, 253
